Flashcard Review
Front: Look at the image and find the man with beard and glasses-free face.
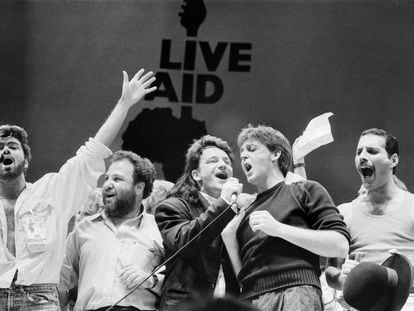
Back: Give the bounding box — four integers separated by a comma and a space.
222, 125, 350, 311
0, 68, 156, 310
59, 151, 164, 311
154, 135, 246, 311
325, 128, 414, 310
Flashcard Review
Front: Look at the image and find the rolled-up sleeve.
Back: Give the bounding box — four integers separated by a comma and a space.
51, 138, 112, 221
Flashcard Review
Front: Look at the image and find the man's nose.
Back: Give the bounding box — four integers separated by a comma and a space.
359, 154, 368, 164
218, 159, 229, 168
103, 180, 114, 190
362, 150, 369, 159
240, 150, 247, 159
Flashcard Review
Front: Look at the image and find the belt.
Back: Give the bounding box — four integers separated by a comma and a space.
0, 283, 57, 293
88, 307, 144, 311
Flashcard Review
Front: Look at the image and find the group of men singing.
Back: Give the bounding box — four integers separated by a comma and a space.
1, 68, 413, 311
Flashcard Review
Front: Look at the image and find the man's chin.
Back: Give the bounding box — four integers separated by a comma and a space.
104, 204, 135, 218
0, 170, 24, 181
104, 205, 118, 216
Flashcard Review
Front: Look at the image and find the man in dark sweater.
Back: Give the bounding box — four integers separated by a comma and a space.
222, 125, 350, 311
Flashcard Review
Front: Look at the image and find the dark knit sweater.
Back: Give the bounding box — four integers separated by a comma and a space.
237, 180, 350, 300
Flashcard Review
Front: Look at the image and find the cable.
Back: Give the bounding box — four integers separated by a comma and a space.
105, 200, 238, 311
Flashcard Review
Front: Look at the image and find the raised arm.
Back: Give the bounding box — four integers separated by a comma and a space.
94, 69, 156, 147
292, 135, 307, 180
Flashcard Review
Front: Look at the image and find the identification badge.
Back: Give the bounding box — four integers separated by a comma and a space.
25, 217, 47, 253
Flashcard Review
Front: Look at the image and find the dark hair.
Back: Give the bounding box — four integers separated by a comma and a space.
361, 128, 399, 173
237, 124, 292, 176
170, 135, 234, 204
110, 150, 156, 199
0, 125, 32, 163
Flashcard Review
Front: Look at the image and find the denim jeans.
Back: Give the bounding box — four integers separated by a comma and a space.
250, 285, 323, 311
0, 283, 59, 311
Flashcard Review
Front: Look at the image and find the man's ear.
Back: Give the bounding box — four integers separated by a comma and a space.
191, 169, 201, 182
135, 181, 145, 194
390, 153, 399, 169
24, 159, 29, 171
271, 150, 281, 162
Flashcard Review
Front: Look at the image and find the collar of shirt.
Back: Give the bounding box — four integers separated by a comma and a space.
91, 204, 146, 228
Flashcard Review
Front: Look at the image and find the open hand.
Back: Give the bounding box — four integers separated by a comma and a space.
119, 69, 157, 108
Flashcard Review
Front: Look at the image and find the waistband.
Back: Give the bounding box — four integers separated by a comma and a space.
0, 283, 57, 293
241, 268, 321, 300
87, 306, 144, 311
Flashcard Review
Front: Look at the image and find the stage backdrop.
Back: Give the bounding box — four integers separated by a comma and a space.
2, 0, 414, 204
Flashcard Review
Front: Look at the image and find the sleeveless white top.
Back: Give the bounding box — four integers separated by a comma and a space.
343, 191, 414, 265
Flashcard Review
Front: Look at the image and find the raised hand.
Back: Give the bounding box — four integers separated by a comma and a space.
119, 69, 157, 108
179, 0, 207, 37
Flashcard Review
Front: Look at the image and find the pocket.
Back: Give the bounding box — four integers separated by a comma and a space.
21, 199, 57, 254
24, 290, 59, 311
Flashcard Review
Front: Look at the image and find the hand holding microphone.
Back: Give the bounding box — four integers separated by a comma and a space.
220, 177, 243, 213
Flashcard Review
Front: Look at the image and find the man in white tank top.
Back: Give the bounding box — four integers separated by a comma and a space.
326, 128, 414, 311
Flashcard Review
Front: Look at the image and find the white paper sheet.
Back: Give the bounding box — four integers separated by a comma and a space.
293, 112, 334, 159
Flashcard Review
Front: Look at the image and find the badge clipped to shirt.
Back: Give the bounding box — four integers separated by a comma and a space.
25, 216, 47, 253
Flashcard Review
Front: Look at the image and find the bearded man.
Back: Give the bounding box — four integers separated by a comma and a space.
59, 151, 164, 311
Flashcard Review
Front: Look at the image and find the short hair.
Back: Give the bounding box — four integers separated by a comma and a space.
170, 135, 234, 204
237, 124, 292, 176
0, 125, 32, 162
110, 150, 156, 199
360, 128, 399, 173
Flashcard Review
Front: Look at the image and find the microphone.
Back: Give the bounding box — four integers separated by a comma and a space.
230, 193, 241, 214
230, 193, 237, 205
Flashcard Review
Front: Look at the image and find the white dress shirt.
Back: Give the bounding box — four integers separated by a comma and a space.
60, 209, 164, 311
0, 138, 111, 287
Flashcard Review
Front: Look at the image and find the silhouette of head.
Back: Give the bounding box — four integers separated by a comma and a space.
179, 0, 207, 37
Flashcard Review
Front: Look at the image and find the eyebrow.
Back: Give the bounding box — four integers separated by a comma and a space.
206, 155, 230, 161
0, 141, 20, 146
356, 146, 381, 152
